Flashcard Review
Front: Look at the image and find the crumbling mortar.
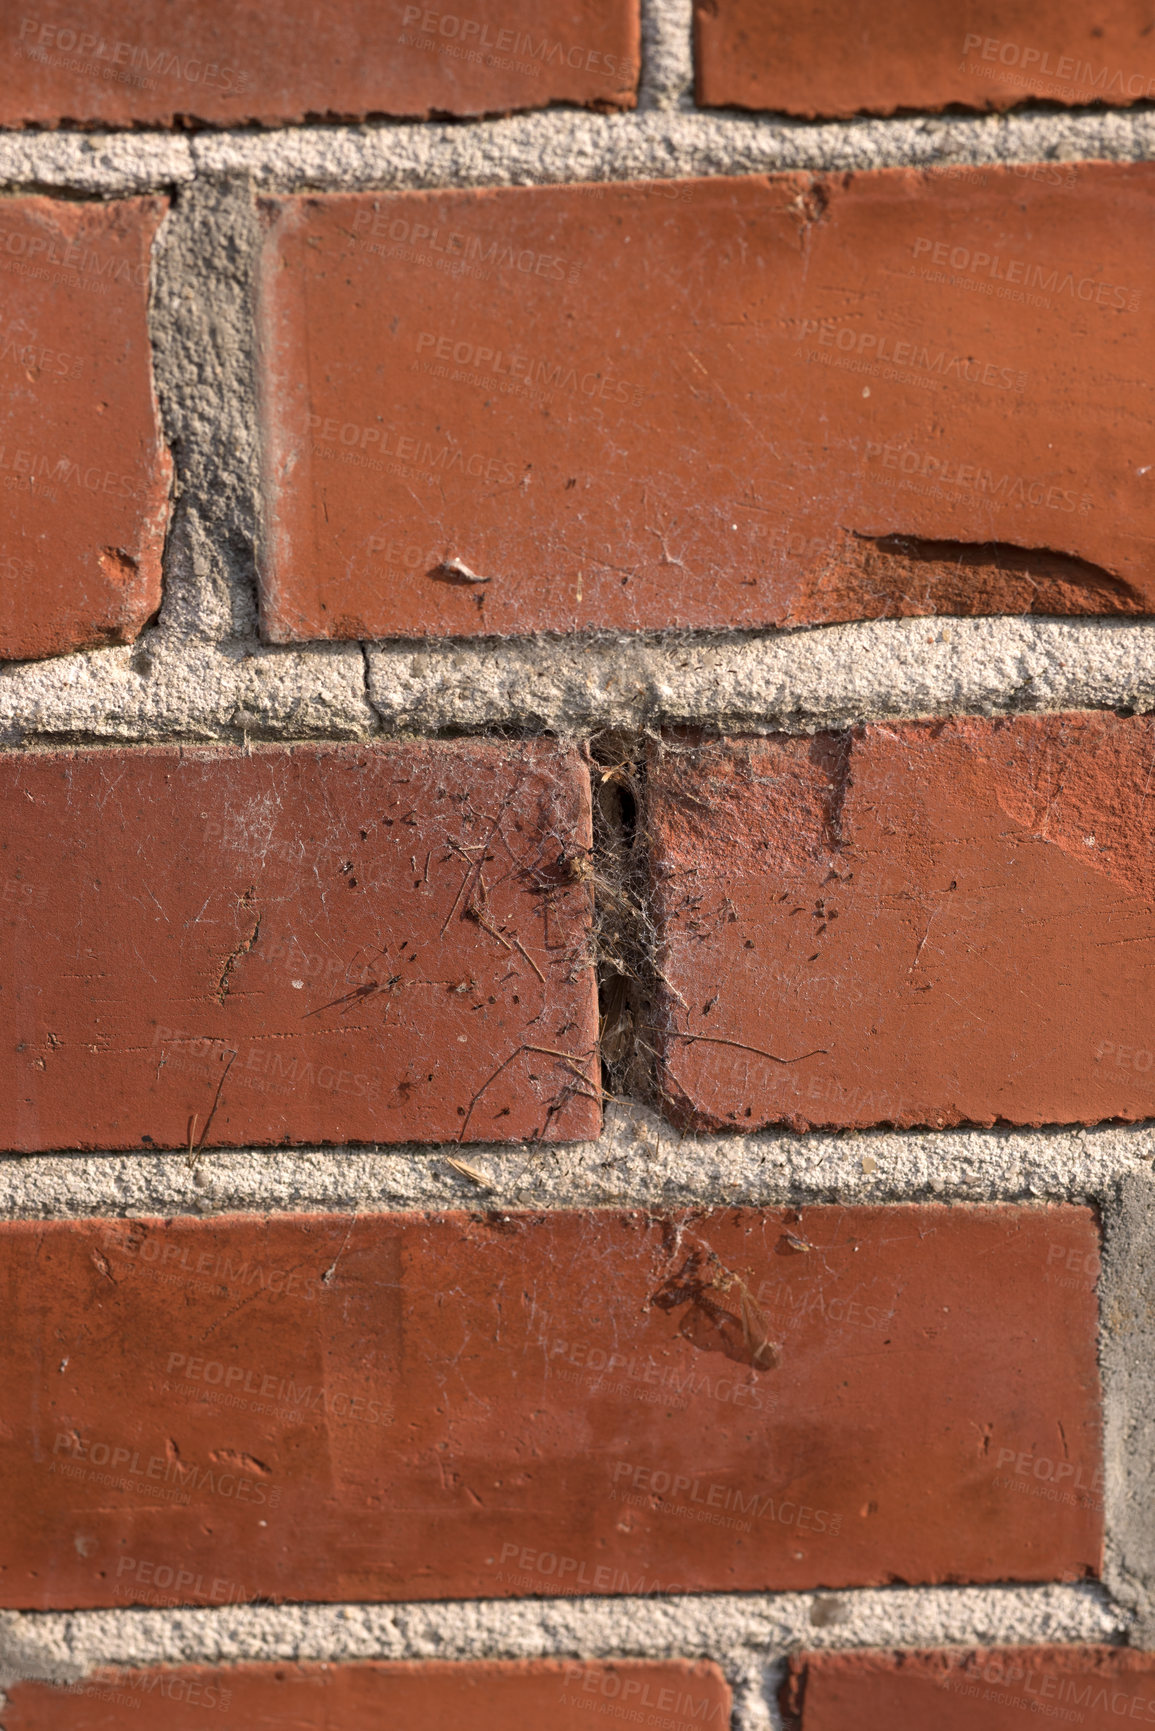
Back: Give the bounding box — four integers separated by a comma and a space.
637, 0, 695, 113
165, 107, 1155, 192
2, 1111, 1153, 1217
1099, 1172, 1155, 1645
0, 1582, 1127, 1696
3, 107, 1155, 198
148, 175, 264, 645
13, 618, 1155, 744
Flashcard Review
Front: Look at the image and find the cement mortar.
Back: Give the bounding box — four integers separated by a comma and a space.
1, 1104, 1153, 1217
1101, 1172, 1155, 1645
638, 0, 695, 111
3, 98, 1154, 198
0, 130, 192, 191
7, 619, 1155, 743
0, 1583, 1125, 1694
365, 619, 1155, 736
5, 107, 1153, 196
190, 105, 1155, 190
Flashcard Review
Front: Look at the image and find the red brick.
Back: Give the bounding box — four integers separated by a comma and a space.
0, 743, 596, 1150
695, 1, 1155, 118
651, 714, 1155, 1131
5, 1659, 730, 1729
0, 3, 639, 126
255, 165, 1155, 641
783, 1647, 1155, 1729
0, 197, 171, 662
0, 1204, 1100, 1608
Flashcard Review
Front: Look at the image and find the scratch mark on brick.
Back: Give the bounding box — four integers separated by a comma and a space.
209, 1448, 271, 1476
217, 910, 261, 1004
668, 1032, 828, 1064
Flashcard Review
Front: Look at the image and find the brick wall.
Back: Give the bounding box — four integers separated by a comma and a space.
2, 3, 1155, 1726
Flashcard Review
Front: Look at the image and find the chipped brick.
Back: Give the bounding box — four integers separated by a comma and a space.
0, 1, 639, 127
255, 167, 1155, 640
0, 197, 170, 662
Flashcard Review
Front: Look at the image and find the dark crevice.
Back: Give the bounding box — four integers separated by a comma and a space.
809, 729, 854, 852
589, 732, 652, 1105
855, 532, 1144, 608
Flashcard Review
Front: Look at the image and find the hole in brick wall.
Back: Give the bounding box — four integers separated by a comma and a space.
617, 780, 638, 847
589, 730, 653, 1106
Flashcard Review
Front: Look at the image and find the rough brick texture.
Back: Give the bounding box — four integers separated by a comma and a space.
694, 1, 1155, 118
782, 1647, 1155, 1728
1, 3, 640, 127
0, 197, 171, 662
651, 714, 1155, 1131
2, 0, 1154, 1696
0, 1205, 1100, 1608
0, 743, 597, 1150
5, 1659, 731, 1729
255, 165, 1154, 641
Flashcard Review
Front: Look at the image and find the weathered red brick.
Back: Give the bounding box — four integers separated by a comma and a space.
5, 1659, 730, 1729
695, 1, 1155, 118
0, 2, 639, 126
650, 714, 1155, 1131
0, 197, 171, 662
782, 1647, 1155, 1729
0, 1205, 1100, 1608
255, 165, 1155, 641
0, 743, 596, 1150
